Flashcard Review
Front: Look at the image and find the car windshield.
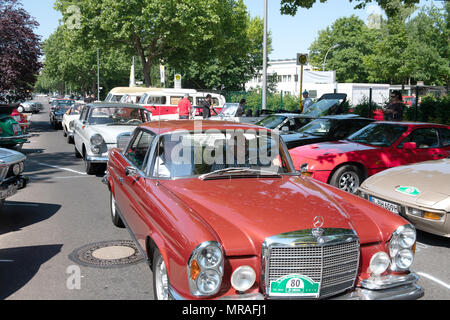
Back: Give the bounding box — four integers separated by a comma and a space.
302, 99, 341, 117
54, 105, 69, 113
219, 103, 240, 117
347, 123, 408, 147
88, 107, 146, 125
297, 119, 332, 136
152, 130, 294, 179
256, 115, 287, 129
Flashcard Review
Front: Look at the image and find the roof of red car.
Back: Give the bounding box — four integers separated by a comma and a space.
141, 120, 268, 134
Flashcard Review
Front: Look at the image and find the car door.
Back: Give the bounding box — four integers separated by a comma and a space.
114, 129, 156, 242
397, 127, 445, 163
438, 127, 450, 156
74, 106, 90, 153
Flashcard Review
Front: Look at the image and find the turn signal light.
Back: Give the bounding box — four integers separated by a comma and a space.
190, 260, 201, 280
424, 212, 442, 221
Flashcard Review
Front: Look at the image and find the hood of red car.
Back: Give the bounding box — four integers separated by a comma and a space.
162, 176, 403, 256
290, 140, 376, 160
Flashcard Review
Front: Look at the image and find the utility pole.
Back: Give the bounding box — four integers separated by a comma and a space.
262, 0, 268, 110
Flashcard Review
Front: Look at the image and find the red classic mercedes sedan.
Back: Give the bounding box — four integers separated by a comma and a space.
103, 120, 423, 300
290, 122, 450, 194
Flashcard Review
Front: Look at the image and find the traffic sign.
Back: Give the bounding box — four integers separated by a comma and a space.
297, 53, 308, 66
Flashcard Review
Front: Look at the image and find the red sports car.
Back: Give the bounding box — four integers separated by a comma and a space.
103, 120, 423, 300
290, 122, 450, 194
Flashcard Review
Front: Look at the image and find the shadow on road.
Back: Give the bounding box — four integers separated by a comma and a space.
0, 202, 61, 236
416, 230, 450, 249
27, 120, 58, 134
0, 244, 63, 299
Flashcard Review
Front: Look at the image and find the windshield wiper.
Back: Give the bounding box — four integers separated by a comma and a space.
199, 167, 282, 181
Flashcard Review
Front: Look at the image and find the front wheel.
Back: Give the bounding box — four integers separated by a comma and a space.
110, 192, 125, 228
152, 248, 173, 300
329, 165, 363, 194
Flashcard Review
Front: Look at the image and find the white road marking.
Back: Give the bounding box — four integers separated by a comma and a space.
36, 162, 87, 175
418, 272, 450, 290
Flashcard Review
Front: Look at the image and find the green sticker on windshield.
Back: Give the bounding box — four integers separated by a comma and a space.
270, 275, 320, 297
395, 186, 420, 196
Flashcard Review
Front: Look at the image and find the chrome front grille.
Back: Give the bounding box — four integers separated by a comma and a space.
262, 229, 360, 299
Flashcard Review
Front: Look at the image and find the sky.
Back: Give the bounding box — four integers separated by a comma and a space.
21, 0, 442, 60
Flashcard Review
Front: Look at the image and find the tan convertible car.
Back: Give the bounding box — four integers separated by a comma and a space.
358, 158, 450, 238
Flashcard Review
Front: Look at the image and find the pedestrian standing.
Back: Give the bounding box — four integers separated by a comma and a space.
178, 94, 192, 120
301, 91, 313, 113
202, 94, 214, 119
236, 99, 246, 117
384, 90, 405, 121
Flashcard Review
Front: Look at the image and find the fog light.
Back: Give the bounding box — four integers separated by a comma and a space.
231, 266, 256, 292
91, 146, 100, 154
369, 252, 390, 276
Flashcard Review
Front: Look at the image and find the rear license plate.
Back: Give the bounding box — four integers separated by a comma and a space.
370, 196, 399, 214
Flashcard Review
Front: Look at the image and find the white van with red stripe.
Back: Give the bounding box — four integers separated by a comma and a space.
105, 87, 225, 120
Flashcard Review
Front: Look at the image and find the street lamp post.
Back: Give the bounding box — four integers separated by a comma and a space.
322, 44, 339, 71
262, 0, 268, 110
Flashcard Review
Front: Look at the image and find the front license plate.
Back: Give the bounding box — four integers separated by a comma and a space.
12, 124, 21, 134
270, 274, 320, 298
370, 196, 399, 214
0, 185, 18, 200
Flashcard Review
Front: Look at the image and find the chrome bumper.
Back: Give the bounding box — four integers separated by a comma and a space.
169, 272, 423, 300
86, 155, 108, 163
0, 134, 33, 141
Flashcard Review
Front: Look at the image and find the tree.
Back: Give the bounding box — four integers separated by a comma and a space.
0, 0, 42, 103
279, 0, 420, 16
55, 0, 261, 89
308, 16, 381, 83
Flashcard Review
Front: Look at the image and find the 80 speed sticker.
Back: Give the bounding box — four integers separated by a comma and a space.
270, 274, 320, 297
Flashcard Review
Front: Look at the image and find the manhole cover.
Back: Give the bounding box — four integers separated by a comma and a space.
69, 240, 145, 269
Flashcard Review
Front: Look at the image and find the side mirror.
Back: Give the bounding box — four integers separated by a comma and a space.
403, 142, 417, 150
17, 106, 24, 113
125, 166, 139, 177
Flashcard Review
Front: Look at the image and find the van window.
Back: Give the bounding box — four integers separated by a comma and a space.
197, 97, 219, 107
170, 96, 183, 106
148, 96, 167, 105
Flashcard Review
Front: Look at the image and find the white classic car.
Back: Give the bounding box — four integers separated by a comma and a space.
62, 104, 84, 144
73, 103, 150, 174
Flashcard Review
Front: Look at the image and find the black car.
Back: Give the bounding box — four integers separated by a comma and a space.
50, 103, 72, 129
281, 114, 374, 149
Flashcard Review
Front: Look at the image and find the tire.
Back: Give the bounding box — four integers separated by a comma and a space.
74, 145, 82, 158
329, 165, 363, 194
152, 248, 173, 300
63, 126, 67, 137
110, 192, 125, 228
67, 134, 73, 144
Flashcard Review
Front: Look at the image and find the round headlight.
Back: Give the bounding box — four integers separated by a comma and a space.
19, 162, 24, 173
369, 252, 390, 276
196, 270, 221, 295
397, 226, 416, 248
231, 266, 256, 292
12, 163, 21, 176
392, 249, 414, 270
90, 134, 104, 146
198, 245, 222, 269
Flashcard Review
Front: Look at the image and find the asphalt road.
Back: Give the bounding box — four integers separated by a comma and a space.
0, 97, 449, 300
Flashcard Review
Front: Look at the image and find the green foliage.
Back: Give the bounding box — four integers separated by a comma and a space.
404, 94, 450, 125
279, 0, 420, 16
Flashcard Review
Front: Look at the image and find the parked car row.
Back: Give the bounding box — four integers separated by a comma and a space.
45, 97, 449, 301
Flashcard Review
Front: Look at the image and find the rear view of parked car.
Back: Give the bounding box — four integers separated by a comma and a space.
0, 147, 28, 207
